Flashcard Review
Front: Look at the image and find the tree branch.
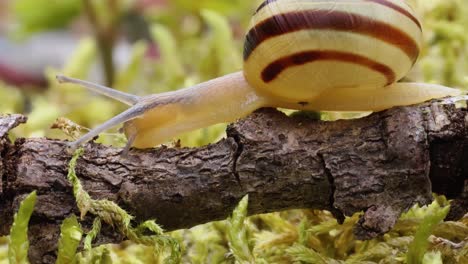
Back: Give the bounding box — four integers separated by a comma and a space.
0, 102, 467, 263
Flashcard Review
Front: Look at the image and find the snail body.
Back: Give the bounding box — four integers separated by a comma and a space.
58, 0, 461, 149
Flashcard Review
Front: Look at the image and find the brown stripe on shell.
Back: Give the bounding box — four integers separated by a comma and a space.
366, 0, 421, 29
261, 50, 396, 85
255, 0, 279, 14
254, 0, 422, 30
244, 10, 420, 63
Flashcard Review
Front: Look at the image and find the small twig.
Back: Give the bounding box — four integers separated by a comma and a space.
430, 235, 466, 250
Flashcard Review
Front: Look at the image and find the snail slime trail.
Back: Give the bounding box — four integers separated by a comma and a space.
57, 0, 462, 149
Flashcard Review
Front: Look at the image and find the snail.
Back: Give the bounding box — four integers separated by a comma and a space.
57, 0, 462, 150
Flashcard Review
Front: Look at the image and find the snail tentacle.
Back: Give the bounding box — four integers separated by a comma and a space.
66, 104, 147, 150
56, 75, 141, 106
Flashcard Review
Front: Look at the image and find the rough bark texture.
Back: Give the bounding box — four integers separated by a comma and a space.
0, 102, 467, 263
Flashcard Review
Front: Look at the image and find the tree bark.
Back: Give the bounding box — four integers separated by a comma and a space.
0, 102, 467, 264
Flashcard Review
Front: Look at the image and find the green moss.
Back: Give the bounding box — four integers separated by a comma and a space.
8, 191, 37, 264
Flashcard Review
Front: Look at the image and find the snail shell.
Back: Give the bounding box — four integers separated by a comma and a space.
243, 0, 423, 102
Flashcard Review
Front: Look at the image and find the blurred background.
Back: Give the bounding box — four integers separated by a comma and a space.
0, 0, 467, 263
0, 0, 261, 146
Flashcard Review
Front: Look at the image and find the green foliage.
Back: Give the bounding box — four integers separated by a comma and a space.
56, 38, 97, 80
422, 251, 443, 264
171, 0, 257, 16
86, 0, 129, 28
226, 195, 255, 263
0, 83, 22, 114
83, 218, 101, 251
181, 223, 228, 264
174, 198, 467, 263
412, 0, 468, 89
0, 237, 8, 264
76, 245, 113, 264
199, 9, 242, 75
406, 204, 450, 264
115, 41, 148, 93
150, 24, 185, 90
285, 244, 329, 264
12, 0, 82, 35
8, 191, 37, 264
56, 215, 83, 264
67, 148, 181, 263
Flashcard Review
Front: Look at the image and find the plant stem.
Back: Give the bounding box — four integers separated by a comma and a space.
82, 0, 117, 86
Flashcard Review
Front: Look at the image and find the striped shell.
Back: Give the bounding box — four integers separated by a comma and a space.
243, 0, 423, 103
